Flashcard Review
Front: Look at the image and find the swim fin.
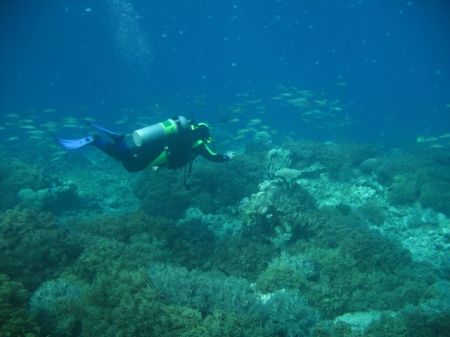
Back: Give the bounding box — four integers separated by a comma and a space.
87, 121, 123, 141
57, 135, 95, 149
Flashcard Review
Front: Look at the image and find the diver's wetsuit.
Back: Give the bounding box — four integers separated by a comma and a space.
93, 124, 229, 172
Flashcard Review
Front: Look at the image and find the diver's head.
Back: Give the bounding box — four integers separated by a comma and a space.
195, 122, 211, 142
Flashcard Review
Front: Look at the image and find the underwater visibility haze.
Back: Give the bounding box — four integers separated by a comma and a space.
1, 1, 450, 336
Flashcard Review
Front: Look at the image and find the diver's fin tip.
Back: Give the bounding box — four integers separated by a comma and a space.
56, 135, 95, 150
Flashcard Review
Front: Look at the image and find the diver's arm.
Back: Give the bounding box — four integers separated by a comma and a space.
197, 142, 232, 162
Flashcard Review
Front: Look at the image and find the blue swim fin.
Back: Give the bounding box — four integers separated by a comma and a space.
57, 136, 95, 149
86, 121, 123, 140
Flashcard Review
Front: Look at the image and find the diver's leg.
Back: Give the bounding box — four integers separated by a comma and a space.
87, 121, 124, 141
91, 135, 132, 162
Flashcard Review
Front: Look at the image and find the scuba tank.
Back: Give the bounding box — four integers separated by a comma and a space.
132, 116, 191, 147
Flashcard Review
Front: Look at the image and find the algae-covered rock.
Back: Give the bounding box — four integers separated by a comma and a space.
388, 173, 420, 205
239, 177, 316, 245
419, 178, 450, 216
0, 160, 47, 210
266, 147, 293, 178
18, 181, 81, 214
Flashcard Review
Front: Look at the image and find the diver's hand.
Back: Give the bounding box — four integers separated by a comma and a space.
225, 151, 236, 160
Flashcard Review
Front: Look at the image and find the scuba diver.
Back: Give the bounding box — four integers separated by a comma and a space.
57, 116, 234, 186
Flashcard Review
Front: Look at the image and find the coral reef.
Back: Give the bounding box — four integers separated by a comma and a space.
2, 139, 449, 337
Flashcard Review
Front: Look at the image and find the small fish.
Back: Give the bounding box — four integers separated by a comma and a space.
42, 108, 57, 113
20, 125, 36, 129
270, 96, 284, 100
27, 130, 45, 135
254, 131, 271, 139
248, 119, 262, 126
417, 136, 438, 143
244, 99, 263, 104
6, 136, 19, 141
3, 113, 19, 118
314, 100, 328, 106
230, 107, 245, 114
52, 151, 67, 157
297, 90, 313, 97
289, 97, 309, 104
330, 99, 341, 105
237, 128, 250, 135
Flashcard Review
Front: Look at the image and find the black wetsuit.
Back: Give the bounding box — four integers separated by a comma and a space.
93, 126, 229, 172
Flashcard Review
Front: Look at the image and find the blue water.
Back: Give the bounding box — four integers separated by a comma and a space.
1, 0, 449, 144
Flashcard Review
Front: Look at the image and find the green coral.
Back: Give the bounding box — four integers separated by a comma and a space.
188, 153, 264, 213
0, 273, 39, 337
365, 307, 450, 337
133, 169, 191, 219
256, 252, 317, 293
182, 311, 276, 337
133, 150, 264, 217
0, 208, 78, 289
211, 237, 276, 279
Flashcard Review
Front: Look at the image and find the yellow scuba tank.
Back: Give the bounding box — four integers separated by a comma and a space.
132, 116, 191, 147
